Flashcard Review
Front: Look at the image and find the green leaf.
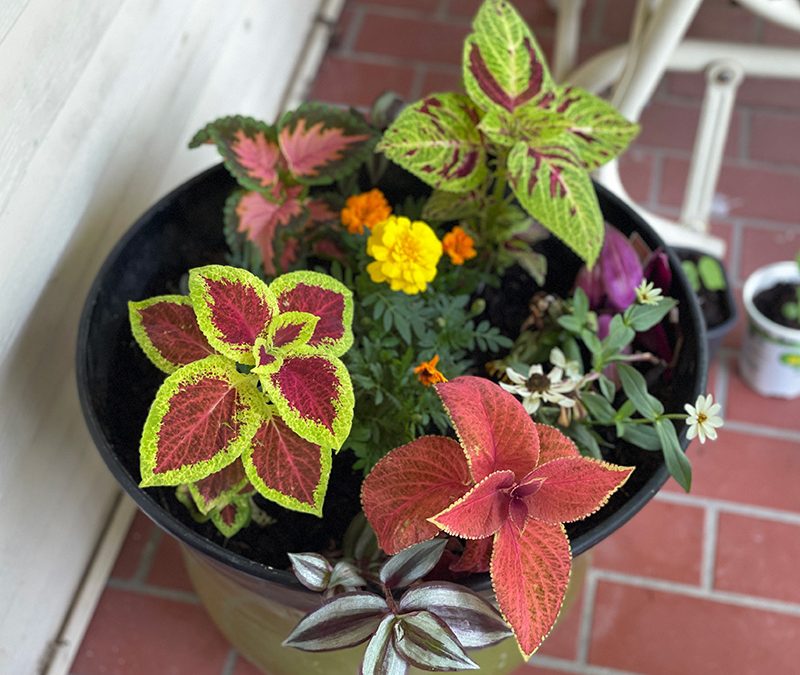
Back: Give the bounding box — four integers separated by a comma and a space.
603, 314, 635, 354
582, 392, 616, 424
506, 245, 547, 285
422, 188, 484, 221
568, 423, 602, 459
209, 496, 252, 538
557, 315, 582, 334
625, 298, 677, 332
681, 260, 701, 293
598, 375, 616, 402
551, 86, 640, 170
507, 138, 603, 266
393, 611, 478, 671
462, 0, 555, 115
617, 363, 664, 419
697, 255, 727, 292
655, 419, 692, 491
377, 93, 487, 193
620, 423, 662, 451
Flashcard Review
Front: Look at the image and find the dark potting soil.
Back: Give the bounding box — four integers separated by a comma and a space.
754, 282, 800, 331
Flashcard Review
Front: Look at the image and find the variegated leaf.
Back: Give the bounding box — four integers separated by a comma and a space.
266, 311, 319, 353
188, 461, 250, 515
225, 187, 306, 277
421, 187, 484, 222
551, 86, 640, 170
242, 414, 332, 516
269, 271, 354, 357
463, 0, 555, 115
377, 93, 487, 193
210, 495, 252, 538
261, 353, 354, 450
379, 539, 447, 590
192, 116, 283, 192
283, 591, 389, 651
491, 520, 571, 659
361, 436, 472, 555
393, 611, 478, 671
506, 137, 603, 267
139, 356, 264, 487
278, 103, 375, 185
288, 552, 333, 592
478, 106, 569, 148
129, 295, 215, 373
430, 470, 515, 539
189, 265, 278, 365
399, 582, 512, 649
362, 615, 407, 675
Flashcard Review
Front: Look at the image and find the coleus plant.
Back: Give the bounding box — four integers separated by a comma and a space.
361, 376, 633, 658
128, 264, 355, 532
377, 0, 639, 269
284, 538, 513, 674
190, 104, 377, 275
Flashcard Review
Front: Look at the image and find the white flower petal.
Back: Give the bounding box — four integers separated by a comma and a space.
686, 423, 698, 440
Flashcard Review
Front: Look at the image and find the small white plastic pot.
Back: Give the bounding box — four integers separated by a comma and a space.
740, 261, 800, 398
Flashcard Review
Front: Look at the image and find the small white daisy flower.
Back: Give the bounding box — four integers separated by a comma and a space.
635, 280, 663, 306
550, 347, 582, 381
684, 393, 724, 443
501, 364, 578, 415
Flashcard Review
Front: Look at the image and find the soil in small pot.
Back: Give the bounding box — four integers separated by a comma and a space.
754, 282, 800, 331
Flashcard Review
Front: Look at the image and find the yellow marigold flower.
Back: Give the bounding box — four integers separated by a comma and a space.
340, 188, 392, 235
414, 354, 447, 386
442, 226, 477, 265
366, 215, 443, 294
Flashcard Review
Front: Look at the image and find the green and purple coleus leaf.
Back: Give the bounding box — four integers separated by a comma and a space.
463, 0, 555, 115
139, 355, 263, 487
277, 103, 376, 186
188, 460, 252, 515
376, 92, 488, 193
128, 295, 217, 373
210, 494, 252, 538
190, 115, 284, 193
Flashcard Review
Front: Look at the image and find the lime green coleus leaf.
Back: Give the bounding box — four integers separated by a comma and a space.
463, 0, 555, 115
551, 86, 640, 171
189, 265, 278, 365
507, 137, 603, 266
210, 495, 253, 538
188, 461, 252, 515
478, 106, 570, 148
377, 92, 487, 193
139, 356, 265, 487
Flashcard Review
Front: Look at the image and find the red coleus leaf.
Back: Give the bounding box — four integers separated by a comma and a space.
522, 457, 633, 524
242, 414, 331, 516
227, 187, 306, 276
270, 271, 354, 357
277, 103, 374, 185
435, 376, 539, 483
534, 423, 581, 464
139, 356, 263, 487
491, 519, 571, 659
188, 461, 250, 515
361, 436, 472, 555
261, 353, 354, 449
128, 295, 215, 373
449, 537, 492, 574
430, 470, 515, 539
189, 265, 277, 365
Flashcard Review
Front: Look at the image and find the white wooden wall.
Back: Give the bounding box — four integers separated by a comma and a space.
0, 1, 325, 671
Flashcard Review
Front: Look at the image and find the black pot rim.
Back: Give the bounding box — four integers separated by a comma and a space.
76, 164, 708, 594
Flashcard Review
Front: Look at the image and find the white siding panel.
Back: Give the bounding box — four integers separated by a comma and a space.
0, 1, 321, 671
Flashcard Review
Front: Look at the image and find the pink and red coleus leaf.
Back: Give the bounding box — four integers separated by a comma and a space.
128, 295, 215, 373
491, 519, 572, 659
522, 457, 634, 524
195, 116, 283, 192
435, 376, 539, 483
270, 271, 354, 357
361, 436, 472, 555
277, 103, 375, 185
261, 353, 354, 450
139, 356, 264, 487
226, 187, 306, 277
462, 0, 555, 115
430, 470, 515, 539
189, 265, 277, 364
188, 461, 250, 515
242, 414, 332, 516
534, 423, 581, 465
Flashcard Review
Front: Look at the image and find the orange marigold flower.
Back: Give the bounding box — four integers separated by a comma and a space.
442, 226, 477, 265
414, 354, 448, 386
340, 188, 392, 235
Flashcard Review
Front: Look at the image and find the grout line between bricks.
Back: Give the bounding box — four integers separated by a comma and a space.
130, 526, 162, 584
339, 3, 366, 55
726, 220, 743, 286
700, 506, 719, 591
219, 648, 238, 675
409, 64, 428, 101
575, 570, 599, 665
433, 0, 448, 21
106, 578, 200, 605
646, 149, 664, 210
655, 490, 800, 527
722, 419, 800, 442
527, 653, 641, 675
738, 107, 751, 163
593, 569, 800, 618
714, 351, 731, 412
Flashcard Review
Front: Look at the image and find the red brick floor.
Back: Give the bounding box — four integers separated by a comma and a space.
70, 1, 800, 673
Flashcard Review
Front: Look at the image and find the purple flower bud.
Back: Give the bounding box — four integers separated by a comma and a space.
643, 250, 672, 294
601, 226, 644, 311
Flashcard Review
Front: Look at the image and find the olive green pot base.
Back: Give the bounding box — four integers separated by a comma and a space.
182, 544, 590, 675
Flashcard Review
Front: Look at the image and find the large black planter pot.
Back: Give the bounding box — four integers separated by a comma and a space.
77, 163, 707, 673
